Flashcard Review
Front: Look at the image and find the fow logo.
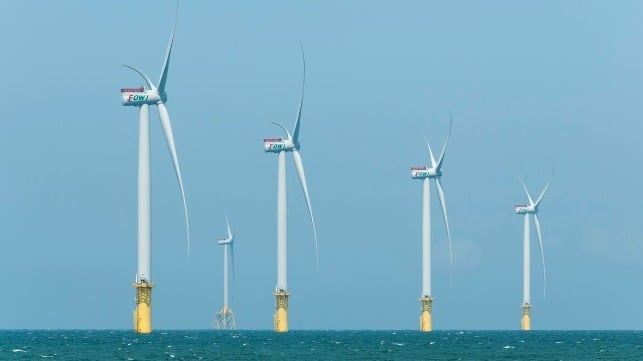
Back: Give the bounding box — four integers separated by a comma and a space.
268, 143, 285, 150
128, 94, 149, 102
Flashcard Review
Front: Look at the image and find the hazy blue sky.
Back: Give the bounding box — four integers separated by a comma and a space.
0, 1, 642, 330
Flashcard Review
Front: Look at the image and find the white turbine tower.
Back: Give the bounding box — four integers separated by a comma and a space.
263, 45, 318, 333
120, 2, 189, 334
514, 168, 553, 331
215, 217, 236, 330
410, 115, 453, 332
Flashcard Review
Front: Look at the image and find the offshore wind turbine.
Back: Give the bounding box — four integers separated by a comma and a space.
263, 45, 318, 333
215, 217, 236, 330
120, 3, 189, 334
514, 169, 553, 331
409, 115, 453, 332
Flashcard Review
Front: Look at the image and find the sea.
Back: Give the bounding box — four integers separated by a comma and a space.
0, 330, 640, 360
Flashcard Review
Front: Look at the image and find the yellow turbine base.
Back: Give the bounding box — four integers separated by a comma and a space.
274, 291, 290, 333
133, 282, 154, 334
419, 297, 433, 332
521, 303, 532, 331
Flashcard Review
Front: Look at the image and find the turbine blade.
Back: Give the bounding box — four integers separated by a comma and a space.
517, 174, 535, 206
416, 127, 437, 168
226, 216, 232, 240
436, 112, 453, 171
435, 177, 453, 284
270, 121, 292, 139
230, 242, 235, 293
123, 65, 156, 90
292, 43, 306, 144
292, 149, 319, 270
228, 216, 234, 289
535, 165, 555, 207
157, 1, 179, 93
533, 213, 547, 298
157, 102, 190, 258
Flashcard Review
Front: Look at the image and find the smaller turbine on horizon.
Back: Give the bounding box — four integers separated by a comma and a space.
514, 167, 553, 331
410, 114, 454, 332
215, 217, 236, 330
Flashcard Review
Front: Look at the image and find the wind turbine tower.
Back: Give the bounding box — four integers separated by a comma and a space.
514, 169, 553, 330
409, 115, 453, 332
215, 218, 236, 330
120, 2, 189, 334
263, 45, 318, 333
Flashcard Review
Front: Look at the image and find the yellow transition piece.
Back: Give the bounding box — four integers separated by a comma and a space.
521, 303, 531, 331
133, 282, 154, 334
419, 296, 433, 332
274, 291, 290, 333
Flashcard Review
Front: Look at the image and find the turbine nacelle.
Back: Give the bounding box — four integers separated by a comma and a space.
218, 239, 232, 245
514, 204, 537, 214
121, 88, 165, 106
411, 166, 441, 179
264, 138, 295, 153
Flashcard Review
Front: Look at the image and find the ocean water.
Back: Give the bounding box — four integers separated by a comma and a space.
0, 330, 640, 360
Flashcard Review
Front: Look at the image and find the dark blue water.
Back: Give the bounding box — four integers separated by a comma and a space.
0, 330, 640, 360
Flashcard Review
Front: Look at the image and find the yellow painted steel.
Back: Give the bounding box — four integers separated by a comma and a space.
521, 303, 531, 331
419, 296, 433, 332
133, 282, 154, 334
274, 291, 290, 333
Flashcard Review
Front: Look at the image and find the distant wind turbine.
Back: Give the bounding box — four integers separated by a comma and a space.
410, 114, 453, 332
215, 217, 236, 330
514, 167, 553, 331
263, 44, 318, 333
120, 1, 189, 334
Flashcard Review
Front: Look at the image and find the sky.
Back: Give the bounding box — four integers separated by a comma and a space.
0, 0, 642, 330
